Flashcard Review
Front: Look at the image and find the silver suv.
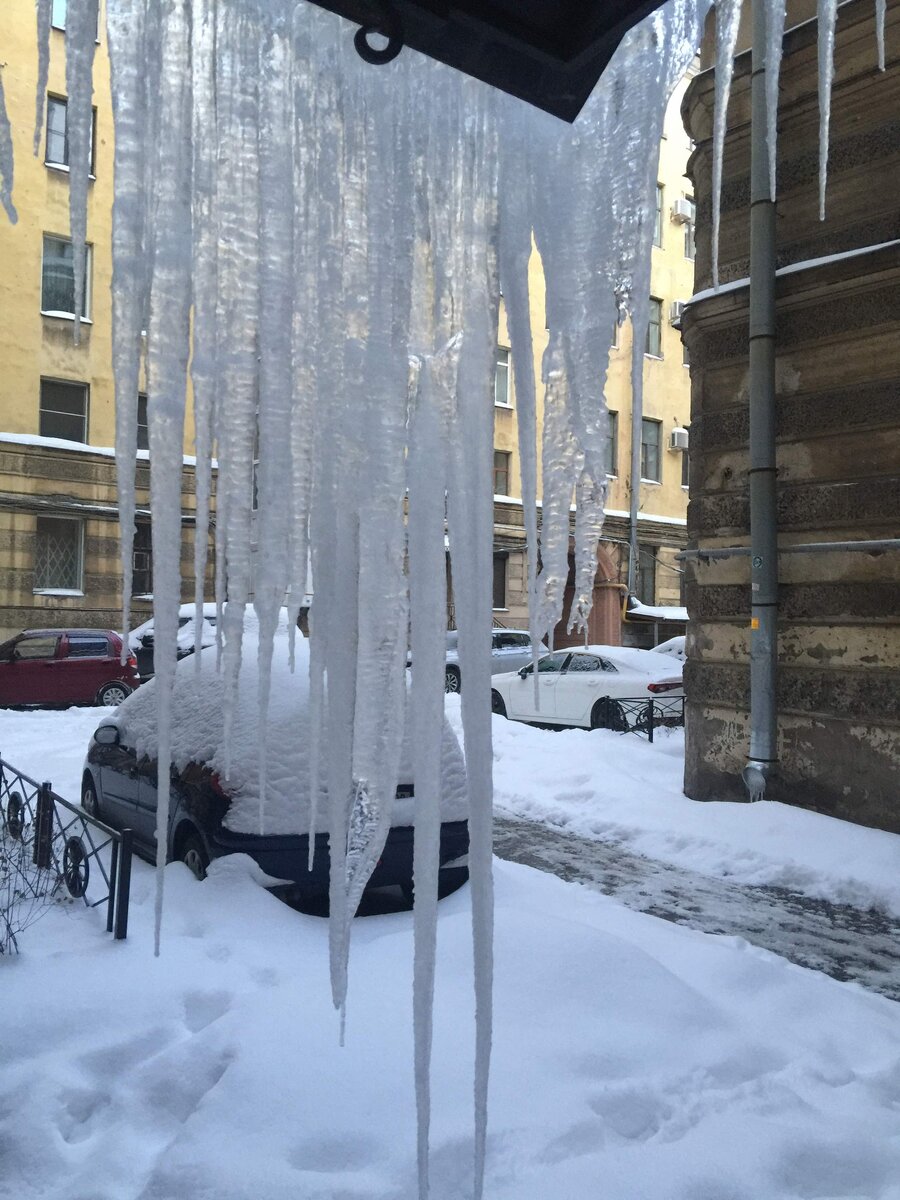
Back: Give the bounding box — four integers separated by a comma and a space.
443, 629, 546, 694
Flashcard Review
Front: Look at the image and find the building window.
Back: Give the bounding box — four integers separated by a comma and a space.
684, 196, 696, 260
493, 450, 511, 497
45, 97, 95, 172
39, 378, 89, 443
641, 418, 661, 482
682, 339, 690, 368
611, 317, 619, 349
645, 298, 662, 357
681, 426, 690, 488
494, 347, 511, 407
637, 544, 657, 605
51, 0, 67, 29
137, 393, 149, 450
41, 235, 91, 319
34, 517, 83, 592
132, 521, 152, 596
653, 184, 663, 248
493, 553, 507, 609
605, 410, 618, 477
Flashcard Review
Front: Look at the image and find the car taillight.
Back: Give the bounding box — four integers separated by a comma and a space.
209, 772, 231, 799
127, 653, 138, 669
648, 680, 681, 693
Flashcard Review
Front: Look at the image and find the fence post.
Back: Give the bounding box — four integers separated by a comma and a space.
106, 838, 120, 934
114, 828, 133, 940
647, 699, 655, 744
32, 781, 55, 870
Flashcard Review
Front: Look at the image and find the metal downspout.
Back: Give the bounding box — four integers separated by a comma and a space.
742, 0, 779, 801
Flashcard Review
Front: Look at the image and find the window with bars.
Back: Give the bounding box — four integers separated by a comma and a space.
40, 379, 89, 443
492, 553, 507, 609
645, 298, 662, 357
494, 347, 511, 407
653, 184, 663, 248
45, 97, 96, 172
137, 393, 149, 450
34, 517, 83, 592
41, 235, 92, 319
641, 418, 661, 482
493, 450, 511, 497
637, 544, 657, 606
132, 521, 152, 596
605, 410, 618, 477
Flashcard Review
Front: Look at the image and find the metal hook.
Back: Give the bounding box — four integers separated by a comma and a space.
353, 1, 404, 65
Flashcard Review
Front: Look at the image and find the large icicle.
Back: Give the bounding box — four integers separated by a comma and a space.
33, 0, 53, 158
817, 0, 839, 221
764, 0, 787, 203
876, 0, 886, 70
63, 0, 99, 343
712, 0, 744, 288
0, 69, 17, 224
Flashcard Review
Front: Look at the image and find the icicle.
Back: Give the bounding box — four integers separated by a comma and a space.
63, 0, 99, 344
107, 0, 149, 660
0, 69, 17, 224
764, 0, 786, 203
817, 0, 838, 221
876, 0, 886, 70
33, 0, 53, 158
711, 0, 744, 289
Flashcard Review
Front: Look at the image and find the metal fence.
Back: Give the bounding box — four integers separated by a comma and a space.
0, 756, 133, 952
594, 695, 685, 742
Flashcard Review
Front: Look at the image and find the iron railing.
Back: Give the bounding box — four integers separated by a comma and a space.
0, 755, 133, 952
595, 695, 685, 742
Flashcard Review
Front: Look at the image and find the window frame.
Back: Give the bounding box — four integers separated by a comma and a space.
39, 377, 90, 443
493, 449, 511, 497
44, 95, 97, 175
137, 392, 149, 451
637, 544, 658, 606
653, 183, 663, 248
494, 346, 512, 409
132, 520, 153, 597
605, 409, 618, 478
33, 515, 85, 595
645, 297, 663, 358
640, 417, 662, 483
41, 235, 93, 322
492, 552, 508, 611
681, 425, 690, 489
684, 195, 696, 261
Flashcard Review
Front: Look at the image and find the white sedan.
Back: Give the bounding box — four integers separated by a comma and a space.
490, 645, 683, 730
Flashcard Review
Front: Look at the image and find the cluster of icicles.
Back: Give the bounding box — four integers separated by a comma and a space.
0, 0, 886, 1194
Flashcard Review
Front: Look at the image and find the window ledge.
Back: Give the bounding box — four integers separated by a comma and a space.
45, 163, 96, 181
640, 478, 662, 486
681, 485, 690, 492
33, 588, 84, 597
644, 353, 664, 361
492, 608, 509, 613
494, 402, 514, 410
41, 312, 93, 324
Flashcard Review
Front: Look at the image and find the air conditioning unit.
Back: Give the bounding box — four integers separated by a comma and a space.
669, 300, 687, 326
669, 427, 689, 452
671, 197, 693, 223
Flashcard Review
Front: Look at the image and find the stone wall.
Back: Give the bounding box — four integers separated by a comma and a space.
681, 0, 900, 829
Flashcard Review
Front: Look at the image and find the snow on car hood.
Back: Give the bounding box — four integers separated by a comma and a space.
111, 617, 469, 835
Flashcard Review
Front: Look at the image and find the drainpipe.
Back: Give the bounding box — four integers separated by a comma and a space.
742, 0, 779, 802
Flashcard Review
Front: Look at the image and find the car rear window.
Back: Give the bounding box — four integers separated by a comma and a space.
67, 636, 110, 659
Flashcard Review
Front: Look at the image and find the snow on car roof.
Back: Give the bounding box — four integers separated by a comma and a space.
580, 645, 683, 676
110, 615, 468, 835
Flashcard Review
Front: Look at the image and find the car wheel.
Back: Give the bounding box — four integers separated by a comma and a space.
97, 682, 132, 707
490, 690, 507, 717
178, 830, 209, 881
444, 666, 461, 694
590, 697, 627, 732
81, 776, 100, 820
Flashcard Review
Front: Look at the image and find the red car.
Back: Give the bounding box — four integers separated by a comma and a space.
0, 629, 141, 708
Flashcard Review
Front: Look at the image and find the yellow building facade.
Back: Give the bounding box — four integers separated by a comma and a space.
0, 0, 208, 641
490, 71, 697, 646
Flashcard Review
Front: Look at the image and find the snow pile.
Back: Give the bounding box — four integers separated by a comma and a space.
111, 621, 469, 836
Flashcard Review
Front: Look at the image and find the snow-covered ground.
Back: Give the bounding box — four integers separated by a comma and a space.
452, 700, 900, 919
3, 705, 900, 1200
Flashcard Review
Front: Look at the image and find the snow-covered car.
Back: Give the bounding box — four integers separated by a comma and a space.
652, 635, 686, 662
418, 628, 547, 694
128, 603, 218, 681
82, 620, 469, 900
489, 645, 683, 730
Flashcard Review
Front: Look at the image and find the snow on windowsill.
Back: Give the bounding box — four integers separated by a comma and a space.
640, 478, 662, 486
41, 311, 93, 324
33, 588, 85, 597
604, 508, 687, 526
494, 403, 514, 411
628, 600, 689, 621
45, 163, 96, 181
0, 432, 214, 469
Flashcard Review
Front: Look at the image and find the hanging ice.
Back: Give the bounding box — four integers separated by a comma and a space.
4, 0, 887, 1196
712, 0, 744, 289
817, 0, 839, 220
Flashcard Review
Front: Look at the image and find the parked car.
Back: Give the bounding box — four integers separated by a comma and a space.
128, 603, 218, 681
409, 628, 548, 693
0, 629, 140, 708
83, 621, 470, 899
653, 635, 686, 662
489, 645, 683, 730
